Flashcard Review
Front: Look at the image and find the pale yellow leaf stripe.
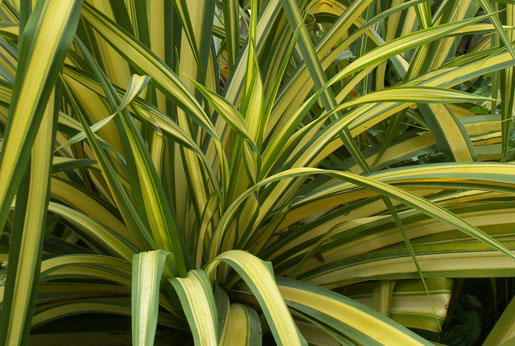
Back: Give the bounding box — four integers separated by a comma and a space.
206, 250, 306, 346
427, 104, 473, 162
133, 251, 167, 346
220, 304, 251, 346
0, 1, 75, 221
47, 202, 135, 261
31, 303, 130, 329
81, 3, 217, 137
50, 178, 131, 241
171, 271, 218, 346
211, 167, 514, 261
39, 255, 131, 275
4, 90, 54, 346
88, 0, 131, 86
307, 251, 515, 286
279, 285, 426, 346
59, 73, 148, 152
44, 267, 130, 287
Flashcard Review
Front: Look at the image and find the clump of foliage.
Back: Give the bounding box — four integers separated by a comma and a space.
0, 0, 514, 345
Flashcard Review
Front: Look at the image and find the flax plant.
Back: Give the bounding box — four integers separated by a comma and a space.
0, 0, 514, 345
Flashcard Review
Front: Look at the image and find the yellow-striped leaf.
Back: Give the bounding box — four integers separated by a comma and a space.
0, 0, 83, 232
132, 250, 169, 346
205, 250, 307, 346
0, 88, 56, 346
170, 270, 218, 346
277, 278, 433, 346
220, 303, 262, 346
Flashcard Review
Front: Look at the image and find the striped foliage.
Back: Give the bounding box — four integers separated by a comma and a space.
0, 0, 513, 345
